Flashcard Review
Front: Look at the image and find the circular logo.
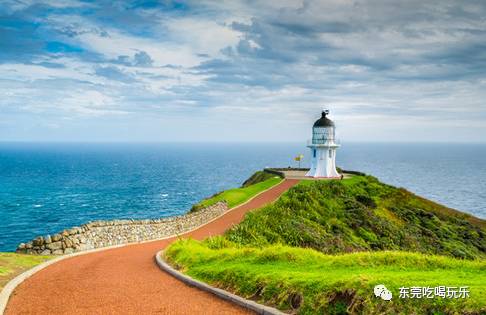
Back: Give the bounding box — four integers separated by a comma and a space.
374, 284, 393, 301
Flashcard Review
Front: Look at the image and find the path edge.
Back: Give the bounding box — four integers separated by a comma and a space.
0, 178, 288, 315
155, 250, 287, 315
0, 242, 128, 314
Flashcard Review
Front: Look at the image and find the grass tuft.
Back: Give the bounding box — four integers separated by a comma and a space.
165, 239, 486, 314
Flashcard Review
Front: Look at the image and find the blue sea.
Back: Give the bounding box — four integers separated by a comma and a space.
0, 142, 485, 251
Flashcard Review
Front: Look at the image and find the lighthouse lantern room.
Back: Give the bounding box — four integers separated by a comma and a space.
306, 110, 341, 178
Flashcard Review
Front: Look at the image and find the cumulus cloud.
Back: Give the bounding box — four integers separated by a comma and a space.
0, 0, 485, 141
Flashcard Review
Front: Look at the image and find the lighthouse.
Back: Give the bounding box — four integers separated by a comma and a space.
306, 110, 341, 178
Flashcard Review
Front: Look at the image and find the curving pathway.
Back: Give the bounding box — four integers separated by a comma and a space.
6, 179, 299, 315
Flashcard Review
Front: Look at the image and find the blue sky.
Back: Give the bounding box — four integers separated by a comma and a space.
1, 0, 485, 142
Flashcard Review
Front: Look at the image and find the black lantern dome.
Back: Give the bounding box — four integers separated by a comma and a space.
313, 110, 335, 128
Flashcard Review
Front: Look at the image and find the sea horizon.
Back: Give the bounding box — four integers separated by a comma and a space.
1, 141, 485, 251
2, 140, 486, 144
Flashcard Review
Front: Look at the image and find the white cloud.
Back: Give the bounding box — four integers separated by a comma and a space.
1, 0, 91, 14
79, 31, 201, 67
49, 89, 127, 116
1, 0, 485, 141
0, 60, 99, 84
166, 18, 242, 57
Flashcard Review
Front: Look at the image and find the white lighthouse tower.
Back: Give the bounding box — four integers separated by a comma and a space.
306, 110, 341, 178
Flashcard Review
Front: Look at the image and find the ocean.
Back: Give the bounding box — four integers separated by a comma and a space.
0, 142, 485, 251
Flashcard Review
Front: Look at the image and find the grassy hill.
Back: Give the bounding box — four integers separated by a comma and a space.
166, 172, 486, 314
226, 175, 485, 259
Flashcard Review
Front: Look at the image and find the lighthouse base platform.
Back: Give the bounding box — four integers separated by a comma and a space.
265, 168, 354, 180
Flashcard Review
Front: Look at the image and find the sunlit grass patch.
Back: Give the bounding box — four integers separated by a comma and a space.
0, 252, 52, 289
190, 176, 282, 211
166, 238, 486, 314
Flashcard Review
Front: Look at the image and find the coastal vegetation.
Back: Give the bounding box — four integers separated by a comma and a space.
165, 239, 486, 314
167, 172, 486, 314
227, 175, 485, 259
241, 170, 282, 187
190, 174, 282, 212
0, 253, 51, 289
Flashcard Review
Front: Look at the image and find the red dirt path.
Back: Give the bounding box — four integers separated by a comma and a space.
6, 179, 299, 315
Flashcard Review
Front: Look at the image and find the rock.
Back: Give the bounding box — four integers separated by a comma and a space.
75, 244, 90, 252
40, 249, 51, 255
32, 236, 44, 246
46, 241, 62, 250
64, 248, 74, 254
15, 201, 228, 255
63, 238, 73, 248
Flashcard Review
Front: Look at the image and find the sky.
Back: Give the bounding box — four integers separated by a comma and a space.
0, 0, 485, 142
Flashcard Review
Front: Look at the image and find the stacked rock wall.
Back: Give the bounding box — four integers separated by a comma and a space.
16, 201, 228, 255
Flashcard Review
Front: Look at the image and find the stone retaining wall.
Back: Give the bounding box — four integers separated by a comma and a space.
16, 201, 228, 255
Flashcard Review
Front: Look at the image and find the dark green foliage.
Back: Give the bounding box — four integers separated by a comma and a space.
241, 170, 282, 187
226, 175, 486, 259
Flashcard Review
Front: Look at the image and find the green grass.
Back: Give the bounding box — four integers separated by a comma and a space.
166, 238, 486, 314
168, 173, 486, 314
226, 175, 486, 259
241, 170, 281, 187
190, 176, 283, 212
0, 252, 52, 289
